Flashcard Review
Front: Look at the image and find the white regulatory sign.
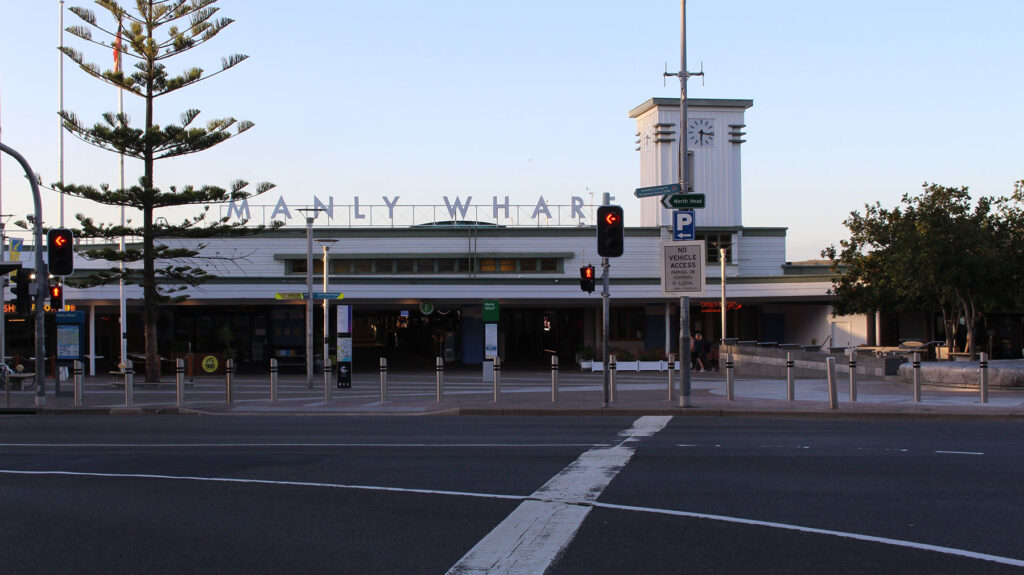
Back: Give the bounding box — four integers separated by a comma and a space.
662, 241, 706, 295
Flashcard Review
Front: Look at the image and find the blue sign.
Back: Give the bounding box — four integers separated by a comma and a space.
634, 183, 682, 198
672, 210, 695, 241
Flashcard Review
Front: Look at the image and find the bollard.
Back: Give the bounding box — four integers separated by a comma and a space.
175, 358, 185, 407
609, 354, 617, 403
726, 353, 735, 401
826, 356, 838, 409
226, 358, 234, 404
912, 352, 921, 402
324, 357, 332, 402
270, 358, 279, 402
848, 349, 858, 402
551, 355, 559, 402
125, 360, 134, 407
979, 352, 989, 404
73, 360, 83, 407
436, 356, 444, 402
786, 352, 795, 401
379, 357, 388, 403
494, 356, 502, 401
667, 354, 675, 401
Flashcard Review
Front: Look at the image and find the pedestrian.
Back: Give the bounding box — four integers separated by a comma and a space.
691, 334, 705, 372
694, 332, 710, 372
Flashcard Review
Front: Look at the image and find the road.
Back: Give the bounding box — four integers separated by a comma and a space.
0, 415, 1021, 574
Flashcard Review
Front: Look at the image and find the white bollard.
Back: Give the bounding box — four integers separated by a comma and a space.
436, 356, 444, 402
912, 352, 921, 402
979, 352, 989, 404
551, 355, 559, 402
379, 357, 388, 402
786, 352, 795, 401
848, 349, 857, 402
826, 356, 838, 410
73, 360, 83, 407
726, 353, 735, 401
125, 360, 134, 407
270, 358, 279, 402
176, 358, 185, 407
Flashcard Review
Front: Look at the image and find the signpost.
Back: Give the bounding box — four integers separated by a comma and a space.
634, 183, 682, 198
661, 193, 705, 209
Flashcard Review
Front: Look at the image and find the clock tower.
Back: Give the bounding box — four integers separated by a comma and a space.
629, 98, 751, 228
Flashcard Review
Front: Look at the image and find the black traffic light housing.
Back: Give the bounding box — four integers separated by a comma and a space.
10, 268, 31, 316
579, 265, 596, 293
49, 283, 64, 312
596, 205, 624, 257
47, 227, 75, 276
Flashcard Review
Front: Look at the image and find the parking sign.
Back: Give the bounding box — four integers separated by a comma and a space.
672, 210, 695, 241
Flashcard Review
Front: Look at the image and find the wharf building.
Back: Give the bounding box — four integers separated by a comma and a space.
9, 98, 907, 375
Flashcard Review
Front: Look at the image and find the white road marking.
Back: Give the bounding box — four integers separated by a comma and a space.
935, 450, 984, 456
0, 442, 608, 448
446, 415, 672, 574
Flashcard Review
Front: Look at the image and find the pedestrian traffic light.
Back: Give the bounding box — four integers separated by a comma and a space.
10, 268, 31, 316
596, 205, 624, 257
49, 283, 64, 311
47, 227, 75, 276
579, 265, 596, 293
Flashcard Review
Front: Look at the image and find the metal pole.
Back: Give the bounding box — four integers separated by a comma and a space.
677, 0, 692, 409
73, 359, 82, 407
436, 356, 444, 402
124, 359, 133, 407
492, 357, 500, 402
601, 257, 610, 407
551, 354, 558, 402
379, 357, 388, 402
667, 353, 675, 401
848, 349, 857, 402
321, 242, 333, 399
305, 216, 314, 389
270, 358, 278, 402
786, 352, 795, 401
826, 356, 838, 409
323, 357, 331, 402
912, 351, 921, 402
609, 353, 617, 403
494, 356, 502, 400
175, 358, 184, 407
720, 247, 726, 357
979, 352, 989, 404
225, 358, 233, 404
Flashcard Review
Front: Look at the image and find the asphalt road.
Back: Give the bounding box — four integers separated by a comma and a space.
0, 415, 1021, 574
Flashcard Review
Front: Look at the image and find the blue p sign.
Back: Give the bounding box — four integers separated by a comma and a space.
673, 210, 695, 241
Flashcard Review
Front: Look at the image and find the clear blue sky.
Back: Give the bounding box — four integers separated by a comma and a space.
2, 0, 1021, 261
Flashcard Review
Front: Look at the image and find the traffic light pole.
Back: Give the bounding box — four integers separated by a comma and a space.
601, 257, 610, 407
0, 142, 48, 406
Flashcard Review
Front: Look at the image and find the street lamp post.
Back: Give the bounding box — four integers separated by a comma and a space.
298, 208, 324, 389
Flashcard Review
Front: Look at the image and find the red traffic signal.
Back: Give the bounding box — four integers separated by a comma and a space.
596, 206, 624, 257
47, 228, 75, 276
49, 284, 64, 311
579, 265, 596, 293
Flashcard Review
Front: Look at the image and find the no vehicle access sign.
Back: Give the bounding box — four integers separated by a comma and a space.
662, 241, 706, 295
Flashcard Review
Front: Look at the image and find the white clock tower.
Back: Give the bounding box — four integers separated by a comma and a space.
629, 98, 752, 228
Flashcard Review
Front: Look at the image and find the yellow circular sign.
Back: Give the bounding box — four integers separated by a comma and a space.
201, 355, 219, 373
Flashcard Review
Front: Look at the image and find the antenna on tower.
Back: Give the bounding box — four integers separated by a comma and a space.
664, 61, 705, 86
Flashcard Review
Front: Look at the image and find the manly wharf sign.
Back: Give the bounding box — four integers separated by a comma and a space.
220, 194, 600, 228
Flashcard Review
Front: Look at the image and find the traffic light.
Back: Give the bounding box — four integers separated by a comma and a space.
10, 268, 31, 315
596, 205, 624, 257
579, 265, 596, 293
49, 283, 64, 311
47, 228, 75, 276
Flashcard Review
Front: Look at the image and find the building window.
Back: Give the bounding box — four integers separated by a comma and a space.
611, 307, 644, 340
290, 256, 564, 275
697, 233, 733, 263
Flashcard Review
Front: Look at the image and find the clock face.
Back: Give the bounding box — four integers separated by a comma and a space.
687, 118, 715, 147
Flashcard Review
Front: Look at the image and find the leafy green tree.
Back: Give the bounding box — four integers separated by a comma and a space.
56, 0, 277, 381
823, 183, 1019, 358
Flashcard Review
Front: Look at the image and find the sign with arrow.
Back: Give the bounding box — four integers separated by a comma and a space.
661, 193, 705, 209
634, 183, 682, 198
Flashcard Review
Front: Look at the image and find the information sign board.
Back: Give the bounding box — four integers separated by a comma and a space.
662, 241, 706, 295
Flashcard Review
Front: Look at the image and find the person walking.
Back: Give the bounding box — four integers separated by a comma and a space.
693, 332, 710, 372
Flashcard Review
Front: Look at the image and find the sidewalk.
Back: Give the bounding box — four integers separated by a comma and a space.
2, 368, 1023, 419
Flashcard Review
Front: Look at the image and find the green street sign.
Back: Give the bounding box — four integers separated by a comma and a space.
661, 193, 705, 209
483, 299, 500, 323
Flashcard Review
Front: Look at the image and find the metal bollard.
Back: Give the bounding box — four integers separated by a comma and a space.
125, 360, 134, 407
436, 356, 444, 402
609, 354, 617, 403
379, 357, 388, 402
324, 357, 332, 402
175, 358, 185, 407
912, 352, 921, 402
786, 352, 795, 401
848, 349, 858, 402
667, 354, 675, 401
226, 358, 234, 404
270, 358, 279, 402
826, 356, 839, 409
551, 355, 559, 402
494, 356, 502, 401
726, 353, 735, 401
73, 360, 83, 407
979, 352, 989, 404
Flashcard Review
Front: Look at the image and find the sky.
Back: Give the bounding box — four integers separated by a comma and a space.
1, 0, 1022, 261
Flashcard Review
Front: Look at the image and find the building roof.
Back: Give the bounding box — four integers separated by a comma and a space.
628, 98, 754, 118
